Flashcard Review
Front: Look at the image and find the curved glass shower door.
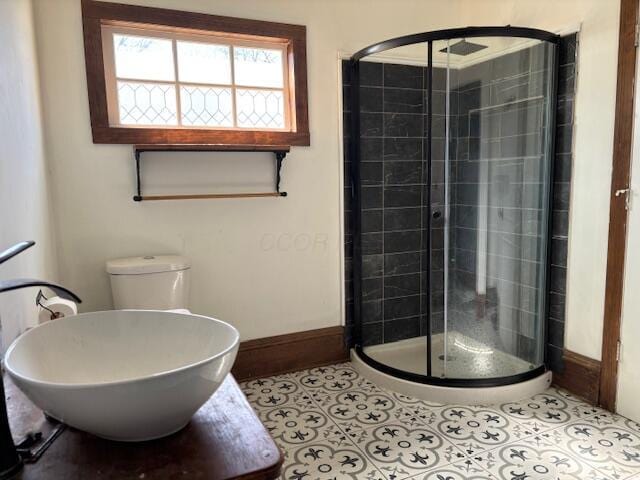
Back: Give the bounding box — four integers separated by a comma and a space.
431, 37, 555, 381
352, 29, 558, 386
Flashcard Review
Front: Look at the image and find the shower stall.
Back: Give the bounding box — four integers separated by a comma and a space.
346, 27, 560, 400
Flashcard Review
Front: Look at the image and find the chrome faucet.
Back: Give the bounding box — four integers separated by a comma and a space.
0, 241, 81, 479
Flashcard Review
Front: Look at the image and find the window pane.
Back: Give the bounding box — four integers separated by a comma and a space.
113, 34, 175, 81
233, 47, 284, 88
180, 86, 233, 127
177, 41, 231, 84
235, 89, 284, 128
117, 81, 177, 125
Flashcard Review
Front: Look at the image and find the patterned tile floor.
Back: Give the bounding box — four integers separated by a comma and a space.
239, 362, 640, 480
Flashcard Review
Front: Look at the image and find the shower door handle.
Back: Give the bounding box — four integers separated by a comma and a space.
432, 211, 442, 219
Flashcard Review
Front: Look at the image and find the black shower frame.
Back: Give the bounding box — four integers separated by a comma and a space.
348, 26, 560, 388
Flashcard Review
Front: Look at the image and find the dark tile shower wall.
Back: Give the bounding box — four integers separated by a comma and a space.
547, 34, 577, 371
343, 34, 575, 373
343, 61, 447, 346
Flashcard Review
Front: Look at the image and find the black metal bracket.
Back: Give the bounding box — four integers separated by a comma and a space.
134, 149, 142, 202
15, 422, 66, 464
275, 151, 287, 196
132, 145, 289, 201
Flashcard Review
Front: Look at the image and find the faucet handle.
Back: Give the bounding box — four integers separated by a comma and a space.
0, 241, 35, 265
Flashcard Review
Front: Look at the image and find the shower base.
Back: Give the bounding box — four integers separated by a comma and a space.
351, 332, 551, 405
364, 332, 535, 379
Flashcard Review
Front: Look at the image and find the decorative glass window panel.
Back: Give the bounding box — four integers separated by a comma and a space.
233, 47, 284, 88
103, 25, 291, 130
236, 89, 285, 128
113, 34, 175, 81
117, 81, 177, 125
180, 86, 233, 127
176, 41, 231, 84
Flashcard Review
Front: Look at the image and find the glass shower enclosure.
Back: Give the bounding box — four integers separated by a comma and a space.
348, 27, 559, 387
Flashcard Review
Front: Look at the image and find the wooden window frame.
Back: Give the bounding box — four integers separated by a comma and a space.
81, 0, 310, 146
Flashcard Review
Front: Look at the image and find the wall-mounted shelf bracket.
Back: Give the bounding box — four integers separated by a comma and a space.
275, 151, 287, 195
132, 145, 290, 202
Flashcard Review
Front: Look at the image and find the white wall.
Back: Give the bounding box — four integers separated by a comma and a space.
457, 0, 620, 361
31, 0, 465, 342
0, 0, 59, 352
30, 0, 620, 360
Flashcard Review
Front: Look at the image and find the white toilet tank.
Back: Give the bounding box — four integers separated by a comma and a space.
106, 255, 191, 310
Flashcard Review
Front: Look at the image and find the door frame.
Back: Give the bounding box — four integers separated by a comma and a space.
599, 0, 639, 411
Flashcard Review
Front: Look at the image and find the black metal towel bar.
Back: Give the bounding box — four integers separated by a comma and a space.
132, 145, 289, 201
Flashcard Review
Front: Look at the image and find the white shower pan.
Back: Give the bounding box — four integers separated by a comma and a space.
352, 333, 552, 405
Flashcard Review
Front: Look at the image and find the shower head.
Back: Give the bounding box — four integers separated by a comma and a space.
440, 39, 488, 56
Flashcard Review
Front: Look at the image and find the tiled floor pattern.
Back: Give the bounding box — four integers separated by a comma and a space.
240, 363, 640, 480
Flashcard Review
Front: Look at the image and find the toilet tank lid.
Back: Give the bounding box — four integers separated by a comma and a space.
106, 255, 190, 275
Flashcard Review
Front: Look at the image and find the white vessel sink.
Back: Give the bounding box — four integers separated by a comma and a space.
4, 310, 239, 441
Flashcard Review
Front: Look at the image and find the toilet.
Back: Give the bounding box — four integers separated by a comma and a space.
106, 255, 191, 310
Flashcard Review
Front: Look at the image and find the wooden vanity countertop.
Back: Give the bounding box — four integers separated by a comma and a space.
5, 373, 283, 480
